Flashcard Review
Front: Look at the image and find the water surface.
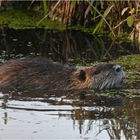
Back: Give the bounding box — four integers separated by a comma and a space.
0, 27, 140, 139
0, 90, 140, 139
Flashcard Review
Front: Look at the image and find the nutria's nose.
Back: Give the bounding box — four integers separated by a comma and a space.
113, 64, 121, 72
116, 67, 121, 72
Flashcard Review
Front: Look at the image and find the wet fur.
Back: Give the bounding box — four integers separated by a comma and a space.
0, 57, 125, 92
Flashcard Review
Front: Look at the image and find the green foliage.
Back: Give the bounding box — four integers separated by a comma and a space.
127, 16, 134, 27
0, 9, 66, 30
0, 0, 139, 39
89, 3, 115, 37
39, 0, 138, 39
42, 0, 48, 15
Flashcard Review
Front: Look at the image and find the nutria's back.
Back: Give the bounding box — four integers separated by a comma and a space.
0, 57, 125, 92
0, 57, 75, 91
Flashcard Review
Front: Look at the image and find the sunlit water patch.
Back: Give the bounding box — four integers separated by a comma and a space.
0, 90, 140, 139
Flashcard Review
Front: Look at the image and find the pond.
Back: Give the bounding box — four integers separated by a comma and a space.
0, 27, 139, 63
0, 90, 140, 139
0, 27, 140, 139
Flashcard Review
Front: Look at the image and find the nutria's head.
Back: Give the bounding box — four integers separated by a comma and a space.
71, 64, 125, 90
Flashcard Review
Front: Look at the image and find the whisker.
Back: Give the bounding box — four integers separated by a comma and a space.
99, 71, 113, 89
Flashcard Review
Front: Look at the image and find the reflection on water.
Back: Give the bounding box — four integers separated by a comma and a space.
0, 27, 139, 139
0, 27, 139, 63
0, 90, 140, 139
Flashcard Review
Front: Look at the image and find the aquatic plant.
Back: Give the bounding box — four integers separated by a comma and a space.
0, 0, 140, 40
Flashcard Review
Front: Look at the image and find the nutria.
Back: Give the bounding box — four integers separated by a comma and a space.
0, 57, 125, 92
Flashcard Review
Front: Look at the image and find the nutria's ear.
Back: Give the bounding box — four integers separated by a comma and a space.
78, 70, 86, 81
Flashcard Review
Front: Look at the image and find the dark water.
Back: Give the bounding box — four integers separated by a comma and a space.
0, 27, 140, 139
0, 27, 139, 64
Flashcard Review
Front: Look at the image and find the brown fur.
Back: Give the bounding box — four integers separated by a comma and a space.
70, 67, 96, 89
0, 58, 73, 91
0, 57, 123, 93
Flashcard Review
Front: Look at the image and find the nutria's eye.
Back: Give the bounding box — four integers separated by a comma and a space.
78, 70, 86, 81
93, 70, 101, 75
